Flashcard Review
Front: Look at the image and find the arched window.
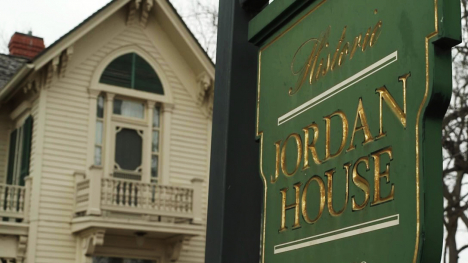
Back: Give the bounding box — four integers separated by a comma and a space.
100, 53, 164, 95
92, 52, 168, 184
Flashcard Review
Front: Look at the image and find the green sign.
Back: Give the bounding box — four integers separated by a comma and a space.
249, 0, 461, 262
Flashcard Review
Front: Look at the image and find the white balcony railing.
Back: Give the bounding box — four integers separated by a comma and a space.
101, 178, 194, 216
74, 173, 203, 224
0, 179, 32, 220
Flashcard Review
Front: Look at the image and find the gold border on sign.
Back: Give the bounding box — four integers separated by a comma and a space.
255, 0, 439, 262
414, 0, 438, 260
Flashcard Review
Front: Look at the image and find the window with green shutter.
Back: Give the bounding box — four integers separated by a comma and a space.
6, 116, 33, 186
99, 53, 164, 95
19, 116, 33, 186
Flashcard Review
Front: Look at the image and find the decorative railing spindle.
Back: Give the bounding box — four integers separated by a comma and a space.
0, 185, 4, 212
5, 188, 11, 212
19, 188, 24, 212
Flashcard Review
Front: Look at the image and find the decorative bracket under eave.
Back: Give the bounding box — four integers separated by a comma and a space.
22, 71, 45, 96
60, 46, 74, 78
81, 229, 106, 263
127, 0, 142, 25
16, 235, 27, 263
140, 0, 154, 28
196, 72, 214, 119
43, 45, 74, 89
127, 0, 153, 27
165, 235, 189, 262
23, 80, 37, 95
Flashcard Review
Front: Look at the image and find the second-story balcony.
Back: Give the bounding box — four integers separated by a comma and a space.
0, 179, 31, 233
72, 169, 205, 237
0, 179, 31, 263
0, 184, 27, 220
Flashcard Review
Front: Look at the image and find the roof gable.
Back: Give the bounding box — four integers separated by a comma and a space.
0, 0, 214, 102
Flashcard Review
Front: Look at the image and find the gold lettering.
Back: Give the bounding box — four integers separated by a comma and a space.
310, 29, 331, 85
352, 156, 371, 211
302, 176, 325, 224
370, 21, 383, 47
281, 133, 303, 177
349, 34, 362, 60
348, 99, 374, 152
338, 42, 349, 67
326, 163, 351, 217
289, 28, 330, 95
331, 26, 347, 71
371, 147, 395, 206
290, 39, 319, 95
303, 123, 322, 170
321, 53, 331, 76
324, 110, 349, 161
376, 73, 410, 138
361, 27, 372, 52
280, 183, 302, 232
271, 141, 282, 183
289, 21, 383, 96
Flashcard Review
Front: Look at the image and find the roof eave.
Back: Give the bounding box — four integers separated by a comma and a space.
33, 0, 131, 70
0, 63, 35, 102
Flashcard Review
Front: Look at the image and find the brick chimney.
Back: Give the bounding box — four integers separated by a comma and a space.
8, 32, 45, 60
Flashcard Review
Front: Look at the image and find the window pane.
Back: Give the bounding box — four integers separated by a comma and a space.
94, 146, 102, 166
134, 54, 164, 95
153, 107, 160, 128
113, 99, 144, 119
95, 121, 103, 145
152, 131, 159, 152
99, 53, 133, 89
151, 155, 158, 179
97, 96, 104, 118
115, 128, 142, 170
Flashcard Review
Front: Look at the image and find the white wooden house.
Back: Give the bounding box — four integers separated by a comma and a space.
0, 0, 214, 262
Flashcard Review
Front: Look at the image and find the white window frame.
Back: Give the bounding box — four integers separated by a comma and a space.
110, 117, 148, 181
4, 101, 32, 185
87, 46, 173, 185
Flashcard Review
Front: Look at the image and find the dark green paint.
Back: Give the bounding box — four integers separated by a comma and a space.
100, 53, 164, 95
249, 0, 461, 262
6, 129, 17, 185
19, 115, 33, 186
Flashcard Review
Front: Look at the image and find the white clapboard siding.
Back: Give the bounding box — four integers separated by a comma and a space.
32, 19, 210, 262
33, 40, 91, 261
30, 98, 40, 172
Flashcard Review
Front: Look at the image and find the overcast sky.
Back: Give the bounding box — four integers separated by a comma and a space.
0, 0, 214, 53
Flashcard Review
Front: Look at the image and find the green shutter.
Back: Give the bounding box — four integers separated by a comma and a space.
19, 116, 33, 186
99, 53, 164, 95
6, 130, 17, 185
134, 55, 164, 95
100, 53, 133, 88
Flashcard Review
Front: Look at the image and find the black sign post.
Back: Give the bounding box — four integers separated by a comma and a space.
205, 1, 268, 263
